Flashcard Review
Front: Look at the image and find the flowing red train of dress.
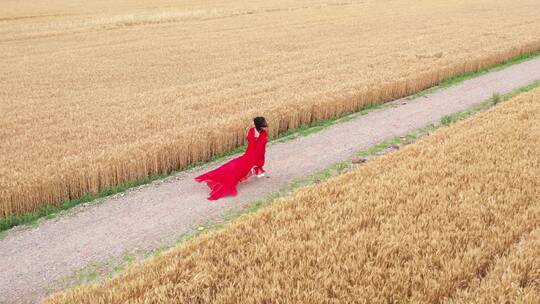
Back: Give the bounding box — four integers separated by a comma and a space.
195, 128, 267, 200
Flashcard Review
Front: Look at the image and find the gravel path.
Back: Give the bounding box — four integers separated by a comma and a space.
2, 58, 540, 304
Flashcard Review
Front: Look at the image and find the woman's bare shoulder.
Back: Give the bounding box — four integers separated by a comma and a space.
246, 127, 255, 138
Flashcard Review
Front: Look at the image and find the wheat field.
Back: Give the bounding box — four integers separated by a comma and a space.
2, 0, 540, 217
45, 88, 540, 303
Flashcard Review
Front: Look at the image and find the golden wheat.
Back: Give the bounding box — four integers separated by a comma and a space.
2, 0, 540, 217
446, 228, 540, 304
45, 88, 540, 303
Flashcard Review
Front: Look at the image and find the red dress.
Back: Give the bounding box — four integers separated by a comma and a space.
195, 128, 267, 200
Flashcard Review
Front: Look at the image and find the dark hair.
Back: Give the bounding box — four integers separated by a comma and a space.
254, 116, 268, 131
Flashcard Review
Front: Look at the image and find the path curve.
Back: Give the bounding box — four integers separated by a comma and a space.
2, 58, 540, 304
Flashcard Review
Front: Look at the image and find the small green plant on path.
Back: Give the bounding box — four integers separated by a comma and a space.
492, 93, 502, 104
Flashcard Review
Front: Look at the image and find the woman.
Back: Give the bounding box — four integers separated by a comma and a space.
195, 117, 268, 200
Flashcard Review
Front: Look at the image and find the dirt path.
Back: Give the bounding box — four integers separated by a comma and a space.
2, 58, 540, 304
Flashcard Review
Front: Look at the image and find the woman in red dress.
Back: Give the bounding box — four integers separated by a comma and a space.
195, 117, 268, 200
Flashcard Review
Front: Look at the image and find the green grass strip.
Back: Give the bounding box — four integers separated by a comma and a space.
0, 174, 170, 232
